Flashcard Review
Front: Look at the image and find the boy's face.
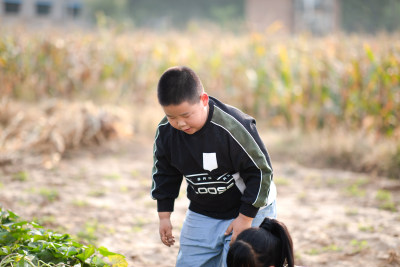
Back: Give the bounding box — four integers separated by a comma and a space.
163, 93, 209, 135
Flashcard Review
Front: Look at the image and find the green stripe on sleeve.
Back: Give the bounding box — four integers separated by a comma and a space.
212, 107, 272, 207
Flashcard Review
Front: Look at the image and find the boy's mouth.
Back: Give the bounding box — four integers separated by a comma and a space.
182, 128, 191, 132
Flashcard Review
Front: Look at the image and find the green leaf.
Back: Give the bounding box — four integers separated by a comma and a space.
37, 249, 57, 263
30, 222, 43, 229
28, 241, 40, 250
16, 258, 30, 267
364, 45, 375, 62
10, 221, 28, 227
72, 241, 84, 248
91, 255, 106, 267
33, 234, 46, 242
7, 210, 19, 219
0, 246, 10, 255
0, 231, 16, 245
97, 246, 119, 257
76, 245, 95, 261
66, 246, 79, 257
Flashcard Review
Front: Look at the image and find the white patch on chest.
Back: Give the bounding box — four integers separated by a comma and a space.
202, 153, 218, 172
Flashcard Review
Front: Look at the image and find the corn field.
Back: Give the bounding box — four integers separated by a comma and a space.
1, 28, 399, 137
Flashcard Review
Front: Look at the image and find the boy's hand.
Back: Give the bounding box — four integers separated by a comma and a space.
158, 212, 175, 247
225, 213, 253, 245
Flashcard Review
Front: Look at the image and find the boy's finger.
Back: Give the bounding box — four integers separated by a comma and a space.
229, 233, 237, 246
161, 235, 169, 245
161, 235, 175, 247
225, 224, 233, 235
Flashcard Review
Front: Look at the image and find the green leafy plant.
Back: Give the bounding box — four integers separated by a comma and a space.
375, 189, 398, 212
358, 223, 375, 232
76, 220, 100, 244
350, 239, 369, 254
305, 244, 342, 255
38, 188, 60, 203
0, 208, 127, 267
345, 184, 366, 197
12, 171, 29, 182
305, 248, 320, 255
322, 244, 342, 252
376, 189, 392, 201
345, 178, 368, 197
345, 208, 359, 216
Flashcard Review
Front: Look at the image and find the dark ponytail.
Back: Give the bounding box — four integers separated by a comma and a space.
259, 218, 294, 267
227, 218, 294, 267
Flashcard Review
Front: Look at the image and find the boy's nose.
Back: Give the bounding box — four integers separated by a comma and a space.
177, 120, 186, 128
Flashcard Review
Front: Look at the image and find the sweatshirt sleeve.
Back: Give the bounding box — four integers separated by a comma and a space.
232, 120, 273, 218
212, 107, 273, 218
150, 122, 183, 213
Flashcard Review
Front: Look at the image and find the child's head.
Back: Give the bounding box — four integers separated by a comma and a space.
157, 66, 204, 106
227, 218, 294, 267
157, 66, 209, 135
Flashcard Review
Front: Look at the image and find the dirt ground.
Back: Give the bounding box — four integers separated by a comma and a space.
1, 136, 400, 267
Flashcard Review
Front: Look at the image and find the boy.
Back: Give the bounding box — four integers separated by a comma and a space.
151, 66, 277, 267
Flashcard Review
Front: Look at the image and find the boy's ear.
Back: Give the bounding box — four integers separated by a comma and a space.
200, 93, 209, 106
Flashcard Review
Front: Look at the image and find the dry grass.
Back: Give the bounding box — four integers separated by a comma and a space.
262, 128, 400, 179
0, 98, 133, 169
1, 97, 399, 179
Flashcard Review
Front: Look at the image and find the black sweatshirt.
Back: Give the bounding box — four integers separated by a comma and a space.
151, 97, 275, 219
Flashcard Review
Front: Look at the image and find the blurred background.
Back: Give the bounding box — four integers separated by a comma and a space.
0, 0, 399, 266
1, 0, 399, 176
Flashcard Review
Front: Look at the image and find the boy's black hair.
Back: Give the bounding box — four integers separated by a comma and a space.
227, 218, 294, 267
157, 66, 203, 106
